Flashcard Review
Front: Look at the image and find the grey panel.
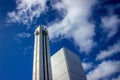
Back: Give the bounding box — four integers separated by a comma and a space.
67, 61, 85, 77
51, 47, 87, 80
51, 48, 65, 68
52, 60, 69, 80
64, 48, 81, 64
55, 73, 70, 80
70, 72, 87, 80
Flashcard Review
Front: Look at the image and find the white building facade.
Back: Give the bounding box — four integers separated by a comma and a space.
33, 26, 52, 80
51, 47, 87, 80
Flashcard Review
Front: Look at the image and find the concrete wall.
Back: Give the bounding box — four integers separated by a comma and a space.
51, 47, 86, 80
64, 48, 87, 80
33, 26, 52, 80
51, 48, 70, 80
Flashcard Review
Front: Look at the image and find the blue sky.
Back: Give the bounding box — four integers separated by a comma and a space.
0, 0, 120, 80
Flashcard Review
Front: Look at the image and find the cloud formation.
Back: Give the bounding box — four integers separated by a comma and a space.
48, 0, 97, 53
7, 0, 46, 26
87, 60, 120, 80
23, 46, 33, 55
5, 0, 120, 79
101, 15, 120, 38
112, 75, 120, 80
17, 32, 31, 38
82, 62, 93, 71
96, 40, 120, 60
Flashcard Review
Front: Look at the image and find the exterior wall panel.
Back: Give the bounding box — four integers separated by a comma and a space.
55, 73, 69, 80
52, 60, 68, 80
51, 49, 65, 68
51, 47, 86, 80
70, 72, 86, 80
51, 48, 70, 80
64, 48, 86, 80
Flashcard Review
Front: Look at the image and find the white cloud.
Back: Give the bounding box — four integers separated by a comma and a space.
96, 40, 120, 60
17, 32, 31, 38
23, 46, 33, 55
82, 62, 93, 71
7, 0, 46, 26
87, 60, 120, 80
48, 0, 97, 53
112, 75, 120, 80
101, 15, 120, 38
